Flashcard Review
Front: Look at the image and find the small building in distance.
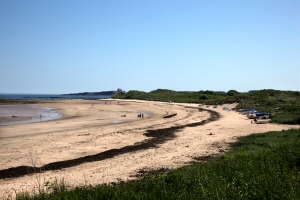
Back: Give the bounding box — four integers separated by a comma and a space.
117, 88, 126, 94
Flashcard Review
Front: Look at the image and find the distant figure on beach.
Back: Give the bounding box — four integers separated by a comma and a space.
40, 115, 42, 120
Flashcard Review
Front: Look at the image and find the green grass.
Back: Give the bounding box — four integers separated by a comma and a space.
17, 129, 300, 199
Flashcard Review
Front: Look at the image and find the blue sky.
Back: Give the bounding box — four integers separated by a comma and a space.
1, 0, 299, 94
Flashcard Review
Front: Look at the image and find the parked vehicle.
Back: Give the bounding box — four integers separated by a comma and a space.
248, 112, 271, 119
255, 112, 270, 117
241, 109, 258, 115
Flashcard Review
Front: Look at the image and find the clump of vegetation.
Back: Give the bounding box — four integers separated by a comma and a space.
17, 129, 300, 199
115, 89, 300, 124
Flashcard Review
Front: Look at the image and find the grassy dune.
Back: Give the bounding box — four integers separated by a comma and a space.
17, 129, 300, 199
114, 89, 300, 125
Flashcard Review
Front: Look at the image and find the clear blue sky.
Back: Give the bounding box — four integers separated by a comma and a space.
1, 0, 299, 94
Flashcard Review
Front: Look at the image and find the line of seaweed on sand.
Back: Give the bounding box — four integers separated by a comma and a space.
0, 108, 220, 180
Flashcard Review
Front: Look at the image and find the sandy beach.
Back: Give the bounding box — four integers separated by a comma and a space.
0, 99, 299, 199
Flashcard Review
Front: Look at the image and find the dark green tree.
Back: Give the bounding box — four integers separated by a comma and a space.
227, 90, 239, 96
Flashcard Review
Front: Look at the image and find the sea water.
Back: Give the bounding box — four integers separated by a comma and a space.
0, 93, 113, 100
0, 93, 113, 125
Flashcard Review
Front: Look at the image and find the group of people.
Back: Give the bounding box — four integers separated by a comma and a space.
137, 113, 144, 118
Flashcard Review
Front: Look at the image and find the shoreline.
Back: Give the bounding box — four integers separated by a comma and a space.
0, 104, 63, 126
0, 107, 220, 180
0, 99, 299, 198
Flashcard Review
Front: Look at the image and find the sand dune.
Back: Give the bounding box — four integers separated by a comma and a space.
0, 99, 298, 199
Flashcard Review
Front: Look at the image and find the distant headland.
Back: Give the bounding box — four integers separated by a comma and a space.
63, 88, 126, 96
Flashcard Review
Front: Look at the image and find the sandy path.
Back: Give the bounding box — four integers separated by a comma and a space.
0, 99, 298, 199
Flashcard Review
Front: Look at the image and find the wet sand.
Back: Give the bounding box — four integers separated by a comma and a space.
0, 99, 299, 199
0, 104, 62, 125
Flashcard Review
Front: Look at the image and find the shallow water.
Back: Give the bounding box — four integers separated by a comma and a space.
0, 104, 62, 125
